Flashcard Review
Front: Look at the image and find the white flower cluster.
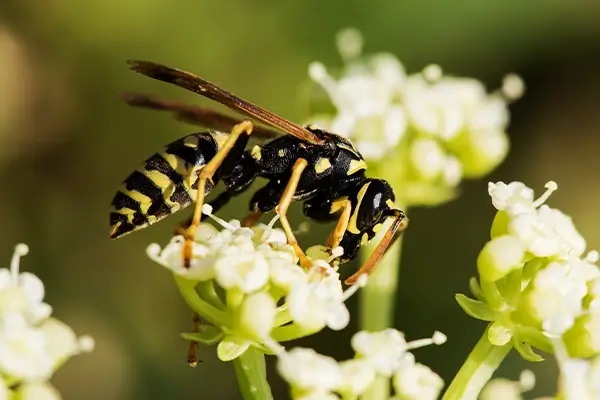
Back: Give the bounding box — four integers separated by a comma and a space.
0, 244, 94, 400
307, 28, 523, 206
276, 329, 446, 400
457, 181, 600, 362
147, 206, 367, 361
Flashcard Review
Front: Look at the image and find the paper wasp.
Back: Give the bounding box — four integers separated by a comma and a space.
110, 60, 407, 284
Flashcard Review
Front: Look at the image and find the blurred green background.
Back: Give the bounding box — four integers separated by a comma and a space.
1, 1, 600, 398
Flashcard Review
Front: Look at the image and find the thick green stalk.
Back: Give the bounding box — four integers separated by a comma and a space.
232, 347, 274, 400
441, 326, 512, 400
359, 231, 403, 400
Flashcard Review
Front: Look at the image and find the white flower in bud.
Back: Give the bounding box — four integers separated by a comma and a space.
502, 74, 525, 101
477, 235, 526, 282
338, 359, 377, 395
409, 138, 446, 181
237, 292, 277, 340
277, 348, 343, 393
393, 360, 444, 400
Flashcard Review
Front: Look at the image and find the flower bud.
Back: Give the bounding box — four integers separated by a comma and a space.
477, 235, 526, 282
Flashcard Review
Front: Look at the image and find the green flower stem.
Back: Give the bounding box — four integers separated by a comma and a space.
359, 228, 404, 400
441, 326, 512, 400
232, 347, 274, 400
174, 276, 233, 328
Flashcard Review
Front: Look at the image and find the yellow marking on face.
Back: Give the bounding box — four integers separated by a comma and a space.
183, 135, 199, 148
347, 159, 367, 175
330, 197, 349, 214
347, 182, 370, 234
372, 223, 382, 233
386, 199, 395, 209
361, 233, 370, 245
314, 158, 332, 174
251, 145, 262, 160
278, 149, 286, 157
337, 143, 361, 158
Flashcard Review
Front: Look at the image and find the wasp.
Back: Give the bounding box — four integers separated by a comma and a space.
110, 60, 407, 284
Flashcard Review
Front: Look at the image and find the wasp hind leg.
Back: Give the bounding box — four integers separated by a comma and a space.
345, 213, 408, 285
183, 120, 254, 266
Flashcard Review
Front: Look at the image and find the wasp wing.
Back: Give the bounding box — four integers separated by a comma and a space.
127, 60, 325, 146
122, 92, 283, 140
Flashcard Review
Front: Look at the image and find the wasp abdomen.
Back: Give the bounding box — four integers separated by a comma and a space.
109, 132, 222, 239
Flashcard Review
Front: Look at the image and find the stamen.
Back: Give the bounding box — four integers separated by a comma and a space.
10, 243, 29, 282
146, 243, 162, 261
205, 211, 237, 230
202, 203, 213, 216
261, 214, 281, 242
308, 62, 338, 95
422, 64, 443, 83
341, 274, 367, 301
405, 331, 447, 350
519, 370, 536, 391
501, 73, 525, 101
336, 28, 364, 62
532, 181, 558, 208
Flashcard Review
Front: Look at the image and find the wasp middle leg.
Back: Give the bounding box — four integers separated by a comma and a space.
183, 120, 254, 266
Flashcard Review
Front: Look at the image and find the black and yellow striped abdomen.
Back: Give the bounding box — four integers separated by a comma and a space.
109, 131, 228, 239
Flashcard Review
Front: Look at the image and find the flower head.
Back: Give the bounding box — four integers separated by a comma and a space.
308, 28, 523, 206
0, 244, 93, 394
458, 180, 600, 361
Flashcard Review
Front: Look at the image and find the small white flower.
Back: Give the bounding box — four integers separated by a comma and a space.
277, 348, 343, 393
480, 370, 536, 400
237, 292, 277, 340
521, 260, 589, 335
352, 329, 446, 377
487, 181, 535, 212
17, 382, 61, 400
338, 359, 377, 395
352, 329, 408, 376
0, 314, 54, 381
214, 251, 270, 293
393, 360, 444, 400
0, 244, 52, 323
287, 264, 360, 332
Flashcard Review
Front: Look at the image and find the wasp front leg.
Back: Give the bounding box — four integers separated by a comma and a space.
183, 120, 254, 266
345, 212, 408, 285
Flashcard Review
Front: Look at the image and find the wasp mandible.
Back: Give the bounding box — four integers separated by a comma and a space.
110, 61, 407, 284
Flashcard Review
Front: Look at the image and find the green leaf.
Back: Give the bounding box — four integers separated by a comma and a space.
455, 294, 496, 321
181, 325, 224, 345
513, 337, 544, 362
